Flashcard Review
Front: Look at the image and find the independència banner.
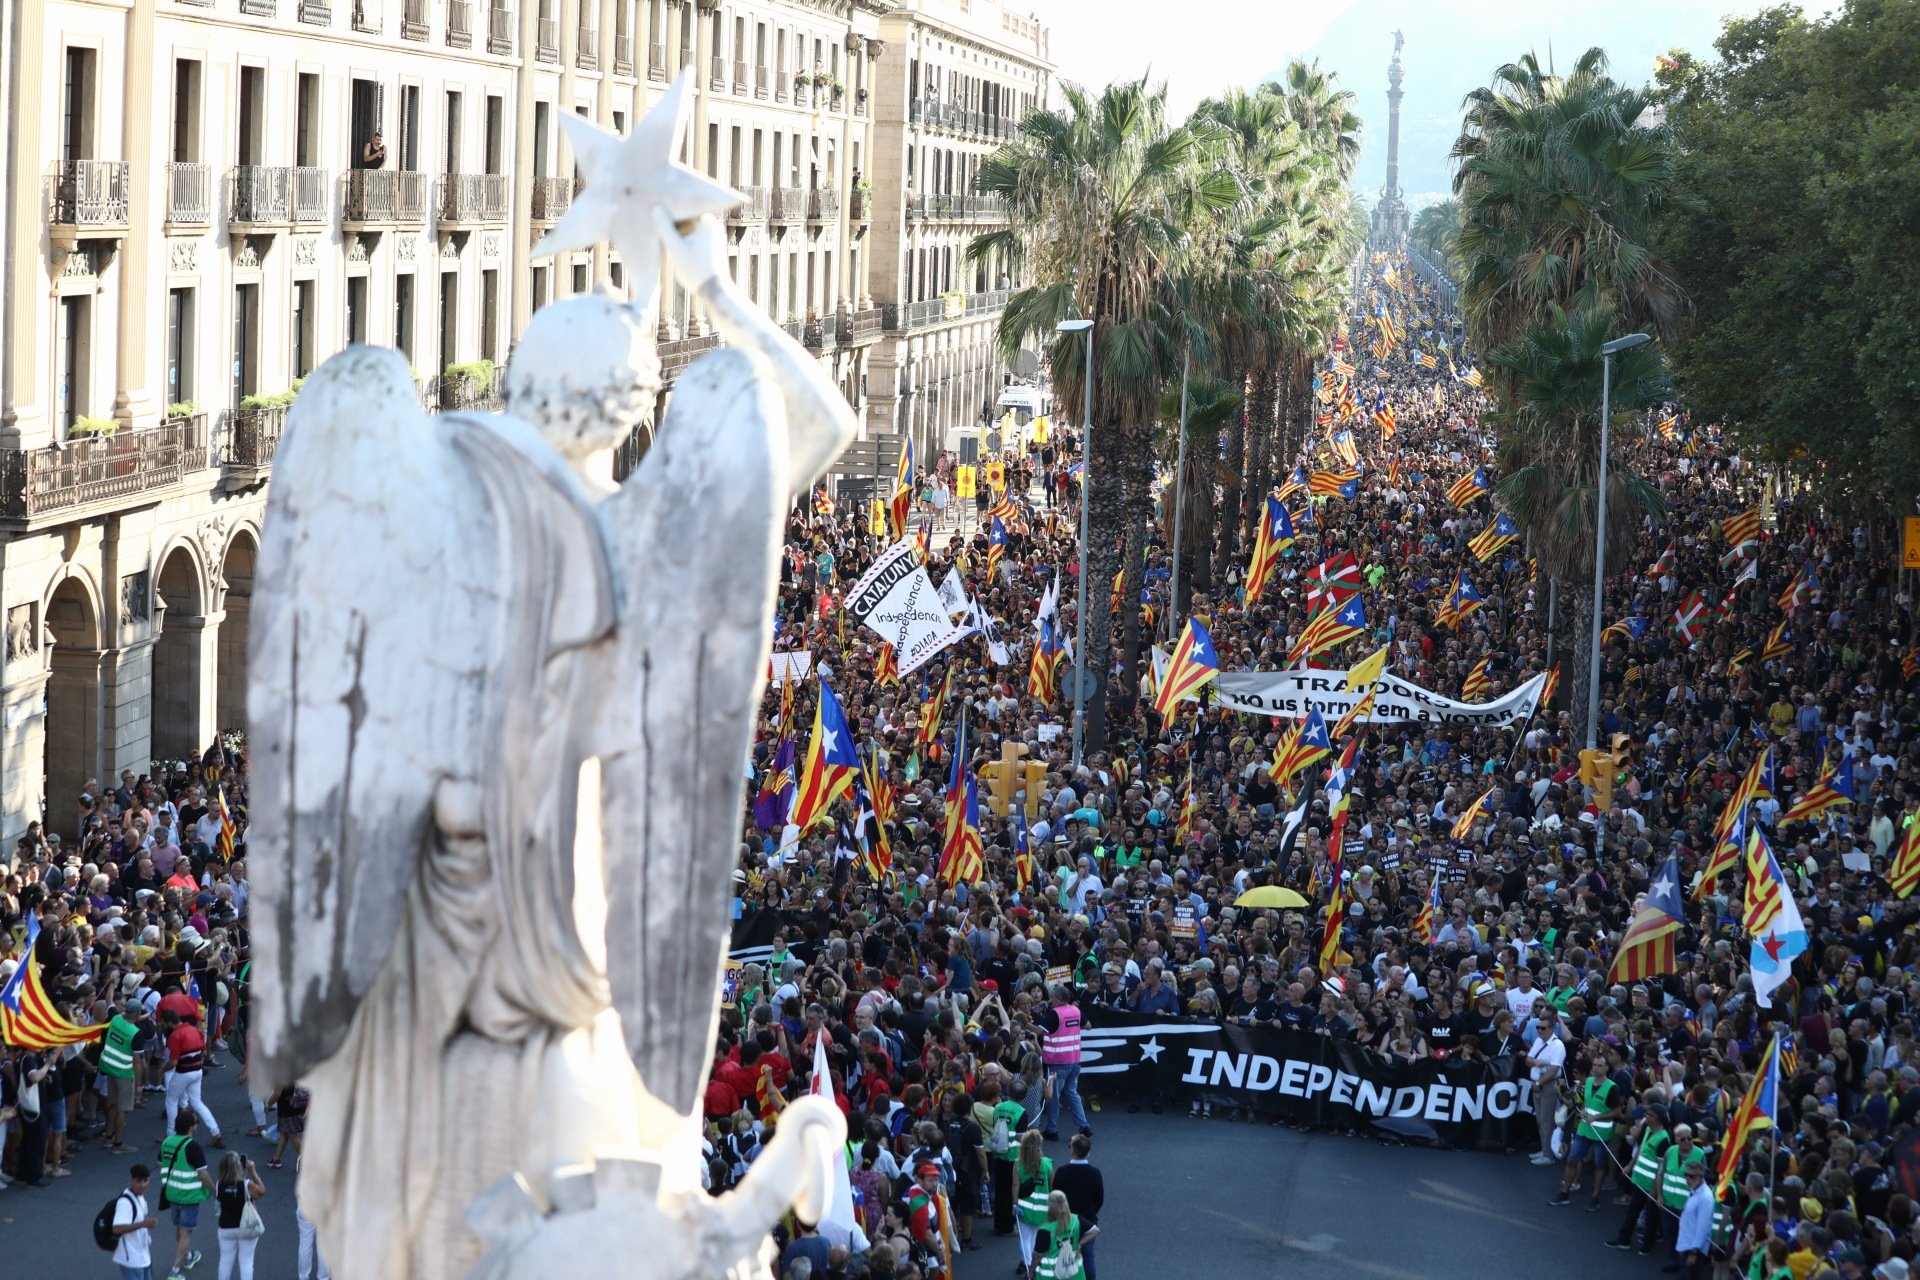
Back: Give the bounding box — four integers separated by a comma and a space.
1080, 1007, 1540, 1148
1150, 649, 1546, 727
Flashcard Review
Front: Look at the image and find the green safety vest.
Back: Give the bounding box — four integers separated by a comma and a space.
1016, 1156, 1054, 1226
1629, 1129, 1670, 1193
1660, 1144, 1706, 1210
1036, 1214, 1083, 1280
98, 1015, 138, 1080
159, 1135, 210, 1206
1576, 1078, 1617, 1141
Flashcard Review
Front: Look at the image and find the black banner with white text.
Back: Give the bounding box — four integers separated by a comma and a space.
1079, 1007, 1539, 1149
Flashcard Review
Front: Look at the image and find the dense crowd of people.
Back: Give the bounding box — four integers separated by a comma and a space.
728, 254, 1920, 1280
4, 251, 1920, 1280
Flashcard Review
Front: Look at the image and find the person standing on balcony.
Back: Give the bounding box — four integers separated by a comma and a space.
360, 133, 387, 170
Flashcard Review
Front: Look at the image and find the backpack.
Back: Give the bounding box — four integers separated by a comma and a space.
93, 1191, 135, 1252
1052, 1228, 1083, 1280
986, 1109, 1012, 1156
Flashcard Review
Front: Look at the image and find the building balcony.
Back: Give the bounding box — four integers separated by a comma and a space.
883, 289, 1011, 333
613, 34, 634, 75
577, 25, 598, 70
659, 332, 720, 384
904, 193, 1008, 222
676, 44, 694, 74
402, 0, 428, 39
447, 0, 472, 46
530, 175, 578, 224
536, 17, 559, 61
755, 65, 770, 97
650, 41, 668, 81
165, 162, 212, 229
240, 0, 277, 14
804, 314, 839, 349
849, 189, 870, 222
855, 89, 868, 117
847, 307, 884, 343
0, 417, 207, 525
806, 188, 839, 221
437, 173, 508, 228
48, 160, 129, 243
710, 53, 725, 89
733, 59, 749, 94
229, 166, 292, 227
488, 3, 513, 53
793, 82, 812, 110
727, 186, 770, 223
770, 187, 808, 221
298, 0, 330, 23
222, 407, 283, 488
342, 169, 427, 228
351, 1, 379, 32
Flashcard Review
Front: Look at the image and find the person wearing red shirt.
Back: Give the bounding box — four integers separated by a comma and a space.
162, 1014, 223, 1146
157, 990, 200, 1027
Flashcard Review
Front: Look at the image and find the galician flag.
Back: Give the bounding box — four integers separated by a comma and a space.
1747, 829, 1808, 1008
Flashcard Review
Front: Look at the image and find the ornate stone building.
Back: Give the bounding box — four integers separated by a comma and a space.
0, 0, 950, 837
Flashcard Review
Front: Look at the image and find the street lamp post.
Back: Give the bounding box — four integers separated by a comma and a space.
1058, 318, 1095, 769
1586, 331, 1652, 751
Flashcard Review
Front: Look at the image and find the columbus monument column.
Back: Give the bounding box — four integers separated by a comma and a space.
1370, 30, 1410, 245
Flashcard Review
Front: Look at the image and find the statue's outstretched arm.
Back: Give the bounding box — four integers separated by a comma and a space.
653, 209, 855, 494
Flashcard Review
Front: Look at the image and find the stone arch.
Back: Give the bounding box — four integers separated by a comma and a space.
151, 541, 213, 762
43, 570, 105, 829
215, 527, 258, 735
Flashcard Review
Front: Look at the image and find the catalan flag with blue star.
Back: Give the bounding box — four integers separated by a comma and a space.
1451, 786, 1499, 839
1152, 618, 1220, 719
937, 714, 985, 885
986, 516, 1010, 580
1468, 513, 1518, 562
0, 912, 106, 1050
1608, 856, 1686, 987
1445, 467, 1489, 507
1288, 595, 1367, 665
1435, 572, 1484, 628
1602, 616, 1650, 645
1278, 464, 1307, 502
1781, 753, 1854, 825
1245, 496, 1294, 601
789, 676, 861, 831
1272, 708, 1333, 784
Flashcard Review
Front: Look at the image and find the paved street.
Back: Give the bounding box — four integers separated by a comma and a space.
9, 1063, 1660, 1279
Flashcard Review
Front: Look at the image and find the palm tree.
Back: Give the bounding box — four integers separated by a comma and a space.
1410, 199, 1461, 272
1156, 377, 1242, 615
1450, 48, 1688, 361
971, 77, 1236, 753
1488, 305, 1668, 742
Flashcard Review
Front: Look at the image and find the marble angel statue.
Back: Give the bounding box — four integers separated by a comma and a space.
246, 72, 854, 1280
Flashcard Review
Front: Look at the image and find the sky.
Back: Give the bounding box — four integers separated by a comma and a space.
1023, 0, 1816, 210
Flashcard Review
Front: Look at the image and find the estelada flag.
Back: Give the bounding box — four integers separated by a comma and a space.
788, 676, 860, 832
1, 913, 106, 1050
1152, 618, 1220, 719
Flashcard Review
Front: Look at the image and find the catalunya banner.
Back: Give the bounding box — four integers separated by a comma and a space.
846, 537, 972, 676
1080, 1007, 1539, 1149
1150, 650, 1545, 727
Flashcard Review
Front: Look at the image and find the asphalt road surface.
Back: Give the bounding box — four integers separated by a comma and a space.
10, 1066, 1660, 1280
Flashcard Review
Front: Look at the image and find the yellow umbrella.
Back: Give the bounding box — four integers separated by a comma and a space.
1234, 886, 1308, 910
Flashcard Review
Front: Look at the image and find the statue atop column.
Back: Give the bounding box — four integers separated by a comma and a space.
246, 71, 855, 1280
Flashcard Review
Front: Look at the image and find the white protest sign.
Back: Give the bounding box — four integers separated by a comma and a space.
768, 650, 813, 686
846, 537, 972, 677
936, 568, 970, 618
1150, 649, 1545, 727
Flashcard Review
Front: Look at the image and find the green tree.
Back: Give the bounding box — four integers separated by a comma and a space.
1489, 306, 1668, 739
1657, 0, 1920, 510
1410, 199, 1460, 273
972, 78, 1235, 752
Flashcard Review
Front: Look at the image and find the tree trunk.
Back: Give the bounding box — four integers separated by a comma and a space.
1181, 450, 1214, 608
1118, 420, 1154, 698
1081, 420, 1124, 755
1241, 368, 1275, 552
1214, 395, 1246, 585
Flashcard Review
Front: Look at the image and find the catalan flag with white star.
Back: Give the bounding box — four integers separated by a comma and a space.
937, 715, 985, 885
1715, 1033, 1780, 1201
1602, 616, 1650, 645
986, 516, 1009, 580
1309, 469, 1361, 499
1245, 497, 1294, 601
0, 913, 107, 1050
1414, 875, 1442, 945
1781, 754, 1854, 824
1451, 786, 1498, 839
1722, 506, 1762, 550
915, 667, 953, 753
1890, 813, 1920, 899
1435, 573, 1484, 628
1278, 465, 1307, 502
1153, 618, 1221, 719
1462, 655, 1493, 701
1608, 856, 1686, 987
1273, 708, 1333, 784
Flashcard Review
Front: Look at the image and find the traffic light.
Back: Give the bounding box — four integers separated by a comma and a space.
980, 742, 1048, 818
1579, 748, 1614, 812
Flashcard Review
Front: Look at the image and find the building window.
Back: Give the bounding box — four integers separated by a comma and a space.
296, 72, 321, 166
291, 280, 317, 378
485, 95, 505, 173
444, 91, 463, 172
237, 66, 266, 166
232, 283, 259, 408
531, 264, 549, 311
571, 262, 588, 295
58, 295, 91, 429
439, 270, 458, 373
345, 276, 368, 345
172, 60, 202, 162
394, 273, 415, 363
166, 289, 195, 407
480, 268, 499, 360
62, 48, 97, 164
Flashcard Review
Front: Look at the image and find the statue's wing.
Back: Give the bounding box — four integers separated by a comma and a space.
246, 347, 502, 1092
595, 349, 787, 1120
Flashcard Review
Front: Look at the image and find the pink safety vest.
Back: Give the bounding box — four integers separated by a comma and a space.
1043, 1004, 1082, 1065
